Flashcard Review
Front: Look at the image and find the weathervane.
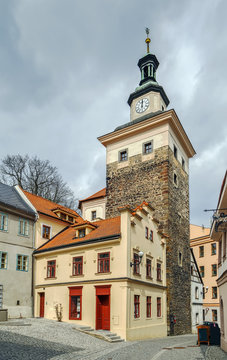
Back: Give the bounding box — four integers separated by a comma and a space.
145, 27, 151, 54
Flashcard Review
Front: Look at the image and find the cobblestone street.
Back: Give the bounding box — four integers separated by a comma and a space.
0, 319, 226, 360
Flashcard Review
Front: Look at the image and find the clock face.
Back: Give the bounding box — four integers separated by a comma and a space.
135, 98, 149, 113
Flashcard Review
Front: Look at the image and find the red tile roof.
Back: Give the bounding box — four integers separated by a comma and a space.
78, 188, 106, 208
23, 190, 83, 224
35, 216, 121, 252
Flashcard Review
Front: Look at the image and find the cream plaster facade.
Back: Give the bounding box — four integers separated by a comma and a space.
99, 110, 195, 175
34, 203, 167, 340
130, 90, 167, 122
190, 225, 220, 326
81, 197, 106, 222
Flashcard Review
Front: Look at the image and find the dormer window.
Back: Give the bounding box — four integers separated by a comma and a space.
91, 211, 97, 221
60, 213, 66, 220
68, 216, 73, 222
78, 229, 85, 238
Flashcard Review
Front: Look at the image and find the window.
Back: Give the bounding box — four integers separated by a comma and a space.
60, 213, 66, 220
134, 295, 140, 318
119, 150, 128, 162
212, 310, 217, 322
146, 258, 152, 278
211, 243, 216, 255
145, 227, 148, 239
42, 225, 51, 239
0, 213, 8, 231
91, 211, 97, 221
143, 141, 153, 154
78, 229, 85, 238
0, 252, 7, 269
149, 230, 153, 241
16, 255, 28, 271
68, 216, 73, 222
196, 313, 199, 325
173, 173, 178, 186
182, 158, 185, 170
72, 257, 83, 276
203, 309, 205, 321
157, 263, 161, 281
47, 260, 56, 278
173, 145, 178, 159
191, 265, 194, 275
133, 253, 140, 275
199, 246, 204, 257
178, 251, 182, 266
18, 218, 29, 236
69, 287, 82, 320
212, 264, 217, 276
195, 287, 199, 299
146, 296, 151, 318
98, 252, 110, 273
212, 286, 217, 299
157, 297, 161, 317
200, 266, 204, 277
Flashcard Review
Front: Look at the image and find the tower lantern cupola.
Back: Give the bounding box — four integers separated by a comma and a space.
138, 28, 159, 85
128, 29, 169, 122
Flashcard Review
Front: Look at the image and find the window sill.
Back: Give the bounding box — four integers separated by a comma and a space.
45, 277, 57, 280
133, 273, 141, 277
18, 234, 29, 238
157, 279, 162, 282
133, 317, 141, 321
95, 272, 112, 275
70, 274, 84, 278
0, 229, 8, 233
146, 276, 153, 280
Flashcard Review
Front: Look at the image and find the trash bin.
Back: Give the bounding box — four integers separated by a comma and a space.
203, 322, 220, 345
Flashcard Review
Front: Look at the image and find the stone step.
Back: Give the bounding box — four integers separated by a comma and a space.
74, 326, 125, 343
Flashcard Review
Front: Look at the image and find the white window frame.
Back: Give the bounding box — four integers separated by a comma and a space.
18, 218, 29, 236
0, 213, 8, 232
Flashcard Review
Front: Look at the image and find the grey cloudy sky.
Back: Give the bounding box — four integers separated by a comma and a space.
0, 0, 226, 227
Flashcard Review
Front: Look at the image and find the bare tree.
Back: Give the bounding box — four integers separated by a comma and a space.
0, 154, 78, 209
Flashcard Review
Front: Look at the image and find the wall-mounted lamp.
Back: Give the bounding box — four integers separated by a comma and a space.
130, 251, 144, 268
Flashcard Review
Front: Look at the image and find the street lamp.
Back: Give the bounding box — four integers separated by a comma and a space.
130, 251, 144, 268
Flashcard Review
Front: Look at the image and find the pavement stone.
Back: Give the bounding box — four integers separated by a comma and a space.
0, 318, 226, 360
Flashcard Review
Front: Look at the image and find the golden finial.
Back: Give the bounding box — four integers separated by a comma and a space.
145, 27, 151, 54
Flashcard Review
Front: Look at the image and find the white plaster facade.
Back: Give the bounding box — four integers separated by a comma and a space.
191, 249, 203, 333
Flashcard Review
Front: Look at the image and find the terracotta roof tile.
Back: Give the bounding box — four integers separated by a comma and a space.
78, 188, 106, 208
23, 190, 83, 224
35, 216, 121, 252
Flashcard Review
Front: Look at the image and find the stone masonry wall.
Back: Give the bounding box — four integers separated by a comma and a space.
106, 145, 191, 335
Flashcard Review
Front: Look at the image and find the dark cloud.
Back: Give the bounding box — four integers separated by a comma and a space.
0, 0, 226, 227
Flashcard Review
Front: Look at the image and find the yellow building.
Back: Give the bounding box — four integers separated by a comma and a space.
210, 171, 227, 352
190, 224, 219, 325
33, 202, 167, 341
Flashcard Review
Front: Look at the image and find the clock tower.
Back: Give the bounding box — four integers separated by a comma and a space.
128, 29, 169, 121
98, 30, 196, 335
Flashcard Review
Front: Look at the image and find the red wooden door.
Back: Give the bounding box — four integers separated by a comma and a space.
39, 293, 45, 318
96, 295, 110, 330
